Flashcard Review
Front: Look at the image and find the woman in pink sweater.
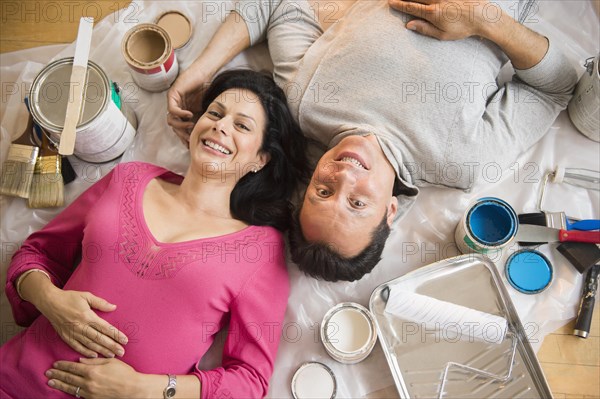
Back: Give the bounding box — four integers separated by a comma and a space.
1, 70, 308, 398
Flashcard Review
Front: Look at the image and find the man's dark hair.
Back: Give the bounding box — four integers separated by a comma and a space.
288, 209, 391, 282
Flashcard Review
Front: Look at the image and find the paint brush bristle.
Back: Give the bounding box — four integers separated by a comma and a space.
0, 117, 39, 199
27, 133, 64, 208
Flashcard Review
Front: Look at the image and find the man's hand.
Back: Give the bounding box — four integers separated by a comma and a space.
167, 71, 208, 146
388, 0, 496, 40
389, 0, 548, 69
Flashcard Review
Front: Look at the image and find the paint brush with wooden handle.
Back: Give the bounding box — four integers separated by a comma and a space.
0, 116, 39, 198
27, 130, 64, 208
59, 17, 94, 156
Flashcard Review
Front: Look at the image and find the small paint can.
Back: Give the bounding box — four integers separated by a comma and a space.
155, 11, 193, 51
321, 302, 377, 364
291, 362, 337, 399
121, 23, 179, 92
455, 197, 518, 256
568, 54, 600, 142
505, 249, 553, 294
29, 58, 137, 164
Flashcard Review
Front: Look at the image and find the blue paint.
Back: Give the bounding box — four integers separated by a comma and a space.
505, 250, 553, 294
467, 199, 516, 245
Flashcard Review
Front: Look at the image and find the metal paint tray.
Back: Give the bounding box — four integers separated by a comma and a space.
369, 254, 552, 398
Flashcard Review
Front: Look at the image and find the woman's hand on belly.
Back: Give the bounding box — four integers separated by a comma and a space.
46, 358, 141, 399
37, 288, 129, 359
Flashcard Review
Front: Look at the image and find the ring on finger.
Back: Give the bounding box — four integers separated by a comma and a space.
75, 386, 81, 398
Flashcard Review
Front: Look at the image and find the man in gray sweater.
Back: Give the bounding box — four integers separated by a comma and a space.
167, 0, 577, 281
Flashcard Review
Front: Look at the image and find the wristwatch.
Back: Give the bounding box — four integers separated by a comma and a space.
163, 374, 177, 399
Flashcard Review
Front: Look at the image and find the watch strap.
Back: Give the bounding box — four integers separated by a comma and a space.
163, 374, 177, 399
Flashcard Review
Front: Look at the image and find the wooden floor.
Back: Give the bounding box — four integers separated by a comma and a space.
2, 2, 599, 398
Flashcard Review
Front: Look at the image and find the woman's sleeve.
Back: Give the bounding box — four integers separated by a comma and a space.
5, 166, 119, 326
193, 248, 290, 398
233, 0, 323, 86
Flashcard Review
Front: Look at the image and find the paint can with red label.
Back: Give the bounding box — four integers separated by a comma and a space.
121, 23, 179, 92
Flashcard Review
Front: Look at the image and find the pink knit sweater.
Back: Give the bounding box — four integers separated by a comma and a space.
1, 162, 290, 398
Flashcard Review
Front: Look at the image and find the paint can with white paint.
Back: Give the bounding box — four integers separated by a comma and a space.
321, 302, 377, 364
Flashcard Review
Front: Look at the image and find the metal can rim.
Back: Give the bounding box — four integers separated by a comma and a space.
29, 58, 110, 133
121, 23, 173, 69
320, 302, 377, 364
505, 249, 553, 294
464, 197, 518, 248
291, 362, 337, 399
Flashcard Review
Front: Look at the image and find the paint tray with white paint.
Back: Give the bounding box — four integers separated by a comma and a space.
369, 254, 552, 399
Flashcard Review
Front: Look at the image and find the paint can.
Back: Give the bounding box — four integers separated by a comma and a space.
321, 302, 377, 364
291, 362, 337, 399
568, 54, 600, 142
505, 249, 553, 294
121, 23, 179, 92
155, 11, 193, 51
28, 58, 137, 164
454, 197, 518, 256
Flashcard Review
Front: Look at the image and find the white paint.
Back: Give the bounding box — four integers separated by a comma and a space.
384, 289, 508, 344
292, 363, 335, 399
327, 307, 372, 353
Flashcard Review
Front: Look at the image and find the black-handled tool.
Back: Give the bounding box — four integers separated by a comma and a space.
574, 264, 600, 338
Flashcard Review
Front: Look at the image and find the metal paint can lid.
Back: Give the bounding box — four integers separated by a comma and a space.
156, 11, 192, 50
505, 249, 553, 294
29, 58, 109, 132
321, 302, 377, 364
291, 362, 337, 399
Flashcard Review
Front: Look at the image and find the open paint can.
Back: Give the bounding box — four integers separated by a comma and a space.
291, 362, 337, 399
155, 11, 193, 51
455, 197, 518, 256
29, 58, 137, 164
321, 302, 377, 364
568, 54, 600, 142
121, 23, 179, 92
505, 249, 553, 294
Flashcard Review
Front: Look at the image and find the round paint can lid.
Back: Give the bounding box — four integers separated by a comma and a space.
291, 362, 337, 399
156, 11, 192, 49
505, 249, 553, 294
29, 58, 109, 131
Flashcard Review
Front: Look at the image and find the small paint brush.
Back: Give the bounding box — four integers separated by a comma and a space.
27, 131, 64, 208
0, 116, 39, 198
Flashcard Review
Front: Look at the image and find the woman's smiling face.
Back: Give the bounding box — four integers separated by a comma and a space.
189, 88, 270, 180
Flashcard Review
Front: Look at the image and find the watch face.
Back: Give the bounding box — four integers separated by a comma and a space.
166, 387, 176, 398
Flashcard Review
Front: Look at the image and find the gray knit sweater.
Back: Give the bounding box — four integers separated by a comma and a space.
236, 0, 578, 211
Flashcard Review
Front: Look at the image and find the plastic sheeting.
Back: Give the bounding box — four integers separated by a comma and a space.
1, 1, 599, 397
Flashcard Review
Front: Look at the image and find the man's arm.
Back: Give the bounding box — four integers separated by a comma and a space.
167, 12, 251, 143
388, 0, 547, 69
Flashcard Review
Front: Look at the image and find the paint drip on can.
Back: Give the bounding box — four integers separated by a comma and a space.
455, 197, 518, 256
121, 23, 179, 92
568, 54, 600, 142
29, 58, 137, 164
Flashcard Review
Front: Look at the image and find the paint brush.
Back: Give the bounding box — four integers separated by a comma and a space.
0, 116, 39, 198
519, 212, 600, 231
27, 131, 64, 208
574, 264, 600, 338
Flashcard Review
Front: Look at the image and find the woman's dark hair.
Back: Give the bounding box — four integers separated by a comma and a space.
200, 69, 309, 231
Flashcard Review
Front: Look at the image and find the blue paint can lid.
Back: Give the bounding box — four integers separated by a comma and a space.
505, 250, 553, 294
